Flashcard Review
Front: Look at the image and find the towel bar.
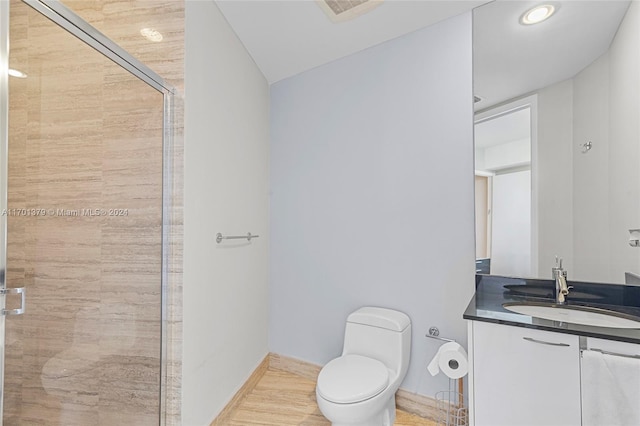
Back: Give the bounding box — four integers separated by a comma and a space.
216, 232, 259, 244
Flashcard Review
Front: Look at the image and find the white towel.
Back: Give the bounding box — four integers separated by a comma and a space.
581, 350, 640, 426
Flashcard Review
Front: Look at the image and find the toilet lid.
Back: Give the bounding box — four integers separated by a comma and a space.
317, 354, 389, 404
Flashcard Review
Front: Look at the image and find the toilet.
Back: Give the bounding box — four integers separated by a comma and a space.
316, 306, 412, 426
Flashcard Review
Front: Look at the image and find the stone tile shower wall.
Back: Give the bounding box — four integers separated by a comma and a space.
56, 1, 186, 423
5, 1, 170, 424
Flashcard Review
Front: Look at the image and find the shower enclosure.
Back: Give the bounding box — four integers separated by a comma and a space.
1, 0, 173, 424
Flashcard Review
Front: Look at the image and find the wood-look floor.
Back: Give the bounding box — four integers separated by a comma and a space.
224, 368, 437, 425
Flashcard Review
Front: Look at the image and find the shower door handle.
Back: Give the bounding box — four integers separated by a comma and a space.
0, 287, 25, 315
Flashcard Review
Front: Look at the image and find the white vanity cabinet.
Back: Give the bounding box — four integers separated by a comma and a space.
468, 321, 582, 426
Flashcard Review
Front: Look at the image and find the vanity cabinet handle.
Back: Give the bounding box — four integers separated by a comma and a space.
523, 337, 571, 347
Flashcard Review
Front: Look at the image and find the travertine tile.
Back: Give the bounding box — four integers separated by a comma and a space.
5, 0, 184, 423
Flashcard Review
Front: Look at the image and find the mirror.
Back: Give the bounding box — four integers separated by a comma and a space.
473, 0, 640, 285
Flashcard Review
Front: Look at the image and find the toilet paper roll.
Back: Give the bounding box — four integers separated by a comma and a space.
427, 341, 469, 379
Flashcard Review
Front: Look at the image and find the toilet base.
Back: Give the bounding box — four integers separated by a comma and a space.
325, 396, 396, 426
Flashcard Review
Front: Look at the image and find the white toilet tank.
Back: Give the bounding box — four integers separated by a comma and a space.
342, 307, 411, 382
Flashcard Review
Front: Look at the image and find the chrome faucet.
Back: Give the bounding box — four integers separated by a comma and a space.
552, 257, 571, 304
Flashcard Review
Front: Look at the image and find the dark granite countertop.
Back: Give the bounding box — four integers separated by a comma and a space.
464, 275, 640, 344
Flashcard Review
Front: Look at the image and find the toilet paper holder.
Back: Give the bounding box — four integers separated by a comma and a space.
426, 326, 456, 343
426, 327, 468, 426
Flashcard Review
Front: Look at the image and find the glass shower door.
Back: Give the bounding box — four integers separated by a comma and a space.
2, 1, 166, 424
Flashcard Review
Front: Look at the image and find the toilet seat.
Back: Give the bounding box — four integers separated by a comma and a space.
317, 354, 389, 404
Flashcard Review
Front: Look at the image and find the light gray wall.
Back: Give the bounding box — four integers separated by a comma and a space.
573, 53, 610, 283
492, 170, 532, 277
537, 80, 574, 277
269, 12, 475, 398
183, 1, 269, 424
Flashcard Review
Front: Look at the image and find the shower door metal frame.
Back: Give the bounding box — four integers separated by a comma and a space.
0, 0, 9, 421
0, 1, 175, 424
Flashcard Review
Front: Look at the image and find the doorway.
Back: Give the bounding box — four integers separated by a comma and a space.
474, 101, 535, 277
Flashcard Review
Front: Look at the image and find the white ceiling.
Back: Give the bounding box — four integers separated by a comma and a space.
216, 0, 631, 104
474, 0, 631, 110
215, 0, 488, 84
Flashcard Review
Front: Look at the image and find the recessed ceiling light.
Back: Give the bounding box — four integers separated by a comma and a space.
8, 68, 27, 78
521, 4, 556, 25
140, 28, 163, 42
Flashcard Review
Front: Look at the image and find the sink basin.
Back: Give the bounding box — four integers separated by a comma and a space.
502, 302, 640, 329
